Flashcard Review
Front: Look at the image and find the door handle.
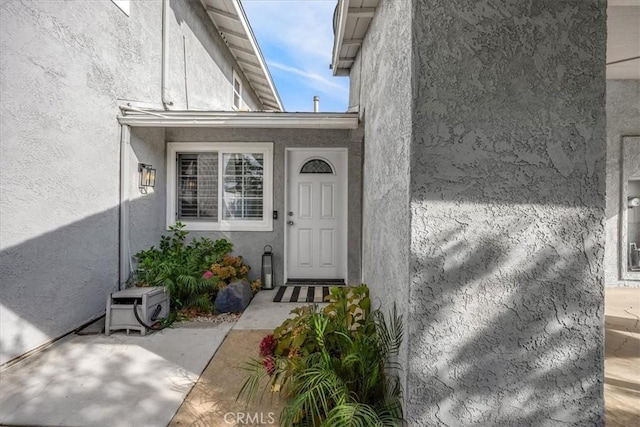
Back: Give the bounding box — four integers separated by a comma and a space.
287, 221, 294, 226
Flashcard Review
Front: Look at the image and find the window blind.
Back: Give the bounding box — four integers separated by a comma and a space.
223, 153, 264, 220
177, 153, 218, 220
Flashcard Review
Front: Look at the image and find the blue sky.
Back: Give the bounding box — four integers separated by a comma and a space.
242, 0, 350, 112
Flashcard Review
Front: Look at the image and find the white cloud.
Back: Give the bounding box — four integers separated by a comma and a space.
269, 61, 348, 94
243, 0, 337, 62
242, 0, 349, 111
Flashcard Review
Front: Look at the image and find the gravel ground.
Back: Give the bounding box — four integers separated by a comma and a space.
185, 312, 242, 323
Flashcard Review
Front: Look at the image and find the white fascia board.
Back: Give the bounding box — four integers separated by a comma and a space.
331, 0, 350, 76
118, 110, 359, 129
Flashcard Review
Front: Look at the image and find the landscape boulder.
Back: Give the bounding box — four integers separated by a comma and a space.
214, 279, 252, 313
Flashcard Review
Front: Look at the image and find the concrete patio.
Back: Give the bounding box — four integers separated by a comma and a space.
0, 287, 637, 426
0, 320, 234, 427
0, 289, 309, 427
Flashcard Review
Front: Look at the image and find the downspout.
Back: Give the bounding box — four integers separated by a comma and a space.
161, 0, 173, 109
118, 124, 131, 290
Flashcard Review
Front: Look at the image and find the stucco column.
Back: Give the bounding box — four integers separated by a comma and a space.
408, 0, 606, 425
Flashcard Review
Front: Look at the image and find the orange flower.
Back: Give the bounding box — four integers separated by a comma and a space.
288, 347, 300, 359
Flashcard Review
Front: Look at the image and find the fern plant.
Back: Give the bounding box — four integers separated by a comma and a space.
134, 222, 233, 312
238, 285, 404, 426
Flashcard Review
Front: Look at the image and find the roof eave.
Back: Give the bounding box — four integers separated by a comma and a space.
201, 0, 284, 111
330, 0, 379, 77
331, 0, 350, 77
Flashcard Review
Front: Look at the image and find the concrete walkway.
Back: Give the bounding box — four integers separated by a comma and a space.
0, 322, 233, 427
169, 289, 311, 427
0, 288, 309, 427
1, 287, 636, 426
169, 329, 286, 427
604, 288, 640, 427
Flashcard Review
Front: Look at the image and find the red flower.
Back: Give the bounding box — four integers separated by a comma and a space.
262, 356, 275, 376
259, 334, 277, 356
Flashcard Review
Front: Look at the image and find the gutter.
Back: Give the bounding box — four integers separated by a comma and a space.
117, 108, 359, 129
118, 125, 131, 290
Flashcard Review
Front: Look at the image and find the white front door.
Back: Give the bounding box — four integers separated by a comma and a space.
286, 149, 347, 281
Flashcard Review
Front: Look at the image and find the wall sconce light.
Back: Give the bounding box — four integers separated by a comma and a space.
138, 163, 156, 190
629, 197, 640, 208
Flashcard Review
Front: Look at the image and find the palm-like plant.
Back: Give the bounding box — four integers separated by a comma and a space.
238, 286, 404, 427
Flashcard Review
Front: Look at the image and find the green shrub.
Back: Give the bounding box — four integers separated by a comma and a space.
238, 285, 404, 426
134, 222, 232, 312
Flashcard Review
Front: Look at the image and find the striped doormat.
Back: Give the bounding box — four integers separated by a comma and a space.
273, 285, 331, 303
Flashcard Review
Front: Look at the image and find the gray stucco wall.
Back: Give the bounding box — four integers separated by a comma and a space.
605, 80, 640, 287
167, 0, 262, 111
129, 127, 168, 258
408, 1, 605, 425
0, 0, 265, 364
126, 127, 362, 287
348, 0, 413, 403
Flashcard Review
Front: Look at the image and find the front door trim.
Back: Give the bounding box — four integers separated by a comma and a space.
284, 147, 348, 284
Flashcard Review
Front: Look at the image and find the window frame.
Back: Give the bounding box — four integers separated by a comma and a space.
111, 0, 130, 16
300, 158, 335, 174
232, 69, 242, 110
621, 136, 640, 281
167, 142, 273, 232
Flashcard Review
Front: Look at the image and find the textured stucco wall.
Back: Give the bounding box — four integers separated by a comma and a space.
126, 128, 361, 287
167, 0, 262, 111
129, 127, 168, 259
408, 0, 606, 425
348, 0, 413, 402
0, 0, 264, 364
605, 80, 640, 287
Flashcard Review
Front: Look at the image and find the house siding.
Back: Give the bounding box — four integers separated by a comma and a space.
347, 0, 413, 407
350, 0, 606, 424
605, 80, 640, 288
409, 1, 606, 424
0, 0, 265, 365
127, 127, 362, 288
167, 0, 262, 111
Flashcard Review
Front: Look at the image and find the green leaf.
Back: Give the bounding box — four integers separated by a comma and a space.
236, 285, 404, 427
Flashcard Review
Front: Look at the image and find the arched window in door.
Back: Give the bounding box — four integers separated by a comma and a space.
300, 158, 334, 174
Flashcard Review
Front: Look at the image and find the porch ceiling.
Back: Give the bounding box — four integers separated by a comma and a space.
117, 108, 359, 129
199, 0, 284, 111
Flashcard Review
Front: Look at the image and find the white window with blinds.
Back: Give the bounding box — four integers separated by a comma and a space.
167, 142, 273, 231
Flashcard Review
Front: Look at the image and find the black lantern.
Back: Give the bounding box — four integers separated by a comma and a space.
138, 163, 156, 190
261, 245, 274, 289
